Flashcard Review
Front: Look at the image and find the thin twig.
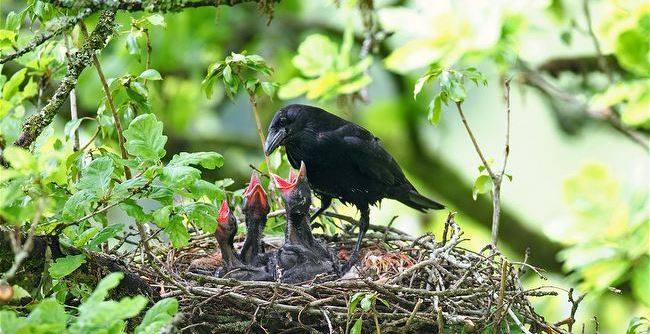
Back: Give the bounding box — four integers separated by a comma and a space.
454, 102, 496, 180
582, 0, 613, 82
79, 21, 132, 179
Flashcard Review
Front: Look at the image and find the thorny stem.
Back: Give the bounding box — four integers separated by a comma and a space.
79, 22, 132, 180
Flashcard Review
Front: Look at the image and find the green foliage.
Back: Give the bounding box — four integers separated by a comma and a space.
345, 292, 388, 334
48, 255, 87, 279
202, 52, 277, 100
278, 34, 373, 101
552, 163, 649, 306
123, 113, 168, 161
0, 273, 178, 334
413, 67, 487, 125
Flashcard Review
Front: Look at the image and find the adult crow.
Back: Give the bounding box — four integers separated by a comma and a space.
264, 104, 444, 270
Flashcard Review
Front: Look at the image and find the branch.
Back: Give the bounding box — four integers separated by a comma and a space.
14, 10, 117, 149
79, 21, 132, 179
583, 0, 613, 82
41, 0, 276, 12
454, 102, 497, 180
519, 63, 649, 150
490, 79, 512, 247
0, 9, 92, 64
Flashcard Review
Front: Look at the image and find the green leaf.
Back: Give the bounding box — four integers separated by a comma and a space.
631, 256, 649, 307
86, 272, 123, 304
427, 95, 442, 126
120, 199, 147, 222
189, 179, 225, 201
181, 202, 217, 234
261, 81, 278, 98
139, 69, 162, 81
62, 190, 96, 221
77, 157, 114, 196
472, 174, 493, 200
89, 224, 125, 249
350, 318, 363, 334
26, 298, 68, 331
2, 146, 35, 171
126, 33, 140, 55
293, 34, 338, 77
360, 295, 373, 311
278, 78, 309, 100
134, 298, 179, 334
440, 70, 466, 102
161, 165, 201, 189
49, 254, 86, 279
145, 14, 166, 27
166, 216, 190, 248
168, 152, 224, 169
615, 27, 650, 77
413, 75, 430, 99
124, 113, 168, 161
2, 68, 26, 100
337, 75, 372, 95
64, 118, 83, 142
74, 227, 99, 248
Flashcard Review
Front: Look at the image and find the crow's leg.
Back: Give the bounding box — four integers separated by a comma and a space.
343, 207, 369, 273
310, 196, 332, 223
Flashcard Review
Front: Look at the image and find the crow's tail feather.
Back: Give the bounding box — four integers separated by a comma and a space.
400, 190, 445, 212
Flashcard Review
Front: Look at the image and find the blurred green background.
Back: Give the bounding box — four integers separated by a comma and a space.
1, 0, 648, 332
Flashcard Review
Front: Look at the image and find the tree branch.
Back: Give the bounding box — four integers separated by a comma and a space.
41, 0, 276, 12
79, 21, 132, 179
0, 9, 93, 64
14, 10, 117, 149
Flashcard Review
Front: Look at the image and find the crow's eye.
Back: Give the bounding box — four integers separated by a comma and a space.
278, 116, 288, 126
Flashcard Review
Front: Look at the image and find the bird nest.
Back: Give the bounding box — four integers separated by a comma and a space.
131, 213, 571, 333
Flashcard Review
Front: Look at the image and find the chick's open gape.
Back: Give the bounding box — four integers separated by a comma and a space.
210, 162, 341, 283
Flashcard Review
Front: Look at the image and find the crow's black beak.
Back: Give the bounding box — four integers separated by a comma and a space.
264, 128, 287, 156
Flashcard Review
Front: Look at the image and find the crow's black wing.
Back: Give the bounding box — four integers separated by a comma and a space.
325, 124, 408, 187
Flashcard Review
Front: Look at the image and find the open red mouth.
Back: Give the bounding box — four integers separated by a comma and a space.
271, 162, 306, 192
244, 172, 268, 209
218, 200, 230, 223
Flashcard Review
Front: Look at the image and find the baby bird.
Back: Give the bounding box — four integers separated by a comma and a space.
214, 200, 274, 281
272, 162, 338, 283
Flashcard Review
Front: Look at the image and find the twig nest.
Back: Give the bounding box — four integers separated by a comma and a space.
138, 214, 565, 333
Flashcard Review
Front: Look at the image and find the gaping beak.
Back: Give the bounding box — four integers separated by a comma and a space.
218, 200, 230, 224
243, 172, 268, 210
264, 128, 287, 156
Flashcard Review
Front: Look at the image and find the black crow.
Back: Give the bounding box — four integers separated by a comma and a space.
272, 162, 337, 283
215, 201, 274, 281
264, 104, 444, 270
240, 172, 270, 265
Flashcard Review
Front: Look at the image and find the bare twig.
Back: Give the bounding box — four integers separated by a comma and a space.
582, 0, 613, 82
63, 34, 81, 153
79, 21, 132, 180
454, 102, 496, 180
